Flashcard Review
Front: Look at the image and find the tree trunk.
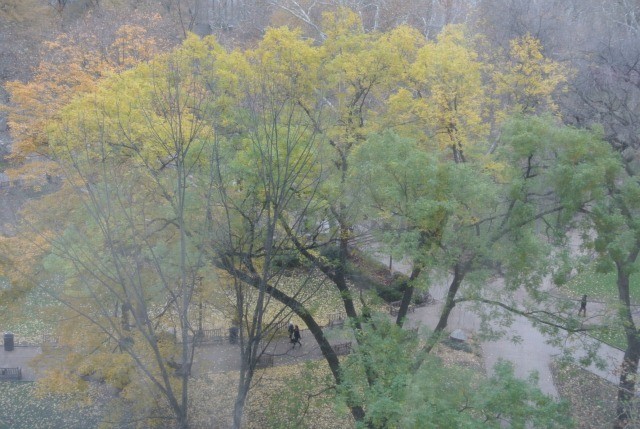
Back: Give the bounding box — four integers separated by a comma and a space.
395, 267, 422, 327
336, 224, 361, 328
281, 287, 367, 422
615, 333, 640, 429
615, 265, 640, 429
177, 410, 188, 429
233, 391, 248, 429
232, 348, 253, 429
226, 267, 367, 422
425, 262, 466, 353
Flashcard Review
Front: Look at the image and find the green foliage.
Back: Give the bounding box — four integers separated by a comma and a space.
400, 360, 573, 428
500, 115, 619, 217
333, 315, 571, 428
373, 274, 407, 303
2, 11, 626, 426
350, 131, 456, 267
337, 315, 417, 428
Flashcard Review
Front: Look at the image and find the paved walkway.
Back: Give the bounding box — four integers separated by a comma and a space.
400, 272, 629, 398
0, 256, 631, 400
192, 326, 353, 375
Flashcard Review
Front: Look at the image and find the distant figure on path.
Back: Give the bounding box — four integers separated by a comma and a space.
578, 294, 587, 317
288, 321, 294, 340
292, 325, 302, 348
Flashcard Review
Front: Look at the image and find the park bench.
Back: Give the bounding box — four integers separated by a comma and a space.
0, 367, 22, 380
333, 342, 352, 356
255, 353, 274, 369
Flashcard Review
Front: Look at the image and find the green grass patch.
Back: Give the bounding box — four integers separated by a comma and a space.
563, 264, 640, 304
590, 326, 627, 350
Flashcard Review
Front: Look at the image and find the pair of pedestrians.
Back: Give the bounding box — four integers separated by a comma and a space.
288, 322, 302, 348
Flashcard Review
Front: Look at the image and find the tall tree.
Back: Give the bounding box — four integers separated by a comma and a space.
12, 34, 223, 428
207, 26, 327, 428
566, 11, 640, 426
351, 116, 617, 360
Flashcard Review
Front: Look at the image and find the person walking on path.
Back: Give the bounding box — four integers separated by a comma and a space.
291, 325, 302, 348
578, 294, 587, 317
288, 322, 294, 340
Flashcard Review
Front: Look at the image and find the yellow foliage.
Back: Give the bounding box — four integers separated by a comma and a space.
0, 230, 51, 287
35, 368, 88, 398
322, 7, 364, 40
247, 26, 320, 102
493, 34, 568, 118
398, 25, 488, 162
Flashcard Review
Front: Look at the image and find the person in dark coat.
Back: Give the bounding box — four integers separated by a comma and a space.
292, 325, 302, 348
578, 294, 587, 317
288, 321, 294, 340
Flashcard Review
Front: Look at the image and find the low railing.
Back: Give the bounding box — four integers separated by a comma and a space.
333, 342, 352, 356
255, 353, 274, 369
194, 328, 225, 345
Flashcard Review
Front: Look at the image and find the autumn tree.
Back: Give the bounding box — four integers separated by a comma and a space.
374, 25, 569, 330
9, 34, 227, 428
351, 115, 617, 363
203, 14, 423, 423
205, 27, 327, 428
4, 23, 160, 182
247, 14, 581, 424
1, 8, 618, 427
342, 315, 572, 428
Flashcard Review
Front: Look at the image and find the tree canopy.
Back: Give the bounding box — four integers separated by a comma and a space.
0, 8, 632, 428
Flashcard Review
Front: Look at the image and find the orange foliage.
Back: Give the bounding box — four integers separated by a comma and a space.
3, 24, 160, 182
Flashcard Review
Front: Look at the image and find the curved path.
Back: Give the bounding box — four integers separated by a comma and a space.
1, 251, 629, 397
398, 268, 628, 398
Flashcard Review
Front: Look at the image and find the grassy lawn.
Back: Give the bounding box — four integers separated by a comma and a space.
563, 265, 640, 304
562, 263, 640, 350
0, 281, 63, 345
0, 382, 106, 429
